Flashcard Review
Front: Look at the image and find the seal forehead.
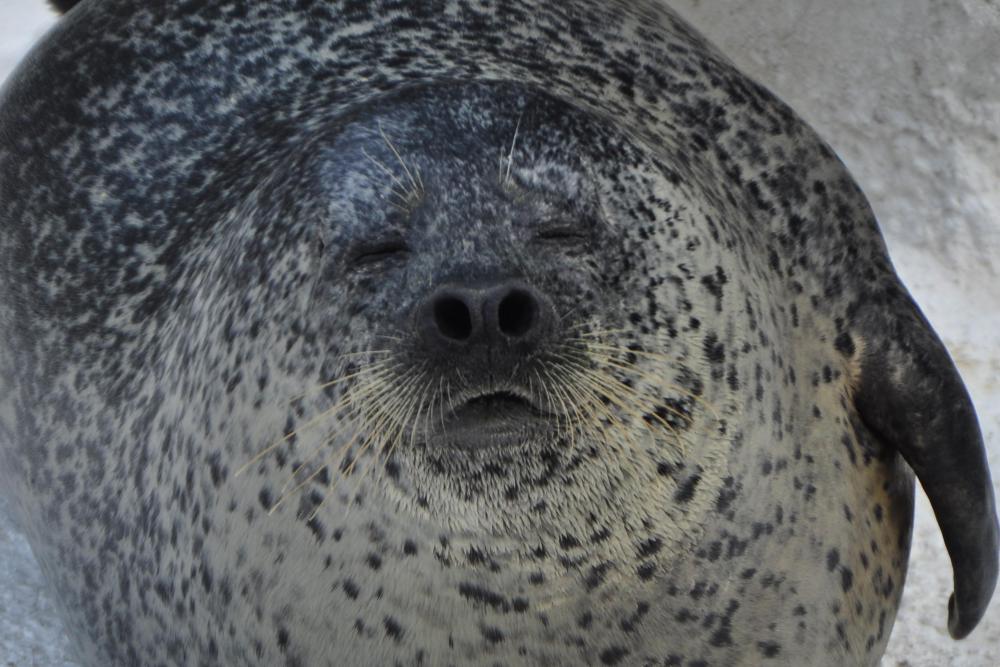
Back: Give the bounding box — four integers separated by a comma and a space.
311, 83, 615, 266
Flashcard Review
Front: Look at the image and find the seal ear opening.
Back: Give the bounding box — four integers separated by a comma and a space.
853, 291, 998, 639
48, 0, 81, 14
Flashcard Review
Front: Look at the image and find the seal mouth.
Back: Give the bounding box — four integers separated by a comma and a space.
449, 391, 540, 423
436, 389, 553, 448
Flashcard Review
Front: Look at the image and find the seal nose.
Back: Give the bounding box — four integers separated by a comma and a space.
486, 286, 541, 342
433, 292, 475, 342
420, 282, 550, 353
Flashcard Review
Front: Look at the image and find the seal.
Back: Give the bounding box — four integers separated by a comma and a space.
1, 1, 996, 665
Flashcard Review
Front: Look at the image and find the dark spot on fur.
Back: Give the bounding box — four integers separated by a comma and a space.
383, 616, 403, 642
481, 626, 504, 644
674, 473, 701, 502
599, 646, 629, 665
758, 640, 781, 657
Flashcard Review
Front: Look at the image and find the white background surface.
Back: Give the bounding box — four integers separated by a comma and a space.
1, 1, 998, 665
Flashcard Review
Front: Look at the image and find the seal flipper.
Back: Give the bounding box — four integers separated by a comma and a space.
853, 290, 999, 639
48, 0, 81, 14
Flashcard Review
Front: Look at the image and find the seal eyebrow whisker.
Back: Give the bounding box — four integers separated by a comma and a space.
362, 147, 416, 213
501, 110, 524, 190
413, 163, 424, 194
498, 144, 505, 188
359, 165, 412, 213
376, 121, 423, 203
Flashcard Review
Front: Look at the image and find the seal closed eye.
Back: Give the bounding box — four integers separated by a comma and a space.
0, 2, 995, 666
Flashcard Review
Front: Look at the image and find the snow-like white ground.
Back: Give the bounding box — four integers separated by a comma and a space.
1, 1, 997, 665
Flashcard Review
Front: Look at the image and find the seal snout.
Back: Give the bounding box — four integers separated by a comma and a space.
418, 281, 551, 354
414, 280, 555, 447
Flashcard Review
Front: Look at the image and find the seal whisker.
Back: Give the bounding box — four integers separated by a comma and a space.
421, 377, 442, 453
594, 355, 708, 425
437, 375, 448, 437
556, 356, 688, 455
565, 354, 692, 451
377, 121, 423, 203
353, 364, 427, 487
552, 343, 700, 426
272, 363, 417, 502
362, 147, 415, 212
333, 370, 423, 507
546, 362, 628, 442
270, 430, 362, 515
552, 365, 646, 458
538, 366, 581, 449
374, 365, 431, 487
235, 384, 364, 477
501, 110, 524, 190
553, 340, 722, 421
567, 363, 648, 449
533, 367, 564, 441
577, 341, 679, 362
287, 359, 392, 403
407, 374, 433, 451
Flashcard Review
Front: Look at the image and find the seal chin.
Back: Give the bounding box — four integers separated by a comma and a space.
435, 390, 556, 449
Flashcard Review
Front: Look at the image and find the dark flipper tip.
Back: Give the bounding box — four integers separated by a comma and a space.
946, 523, 999, 639
48, 0, 82, 14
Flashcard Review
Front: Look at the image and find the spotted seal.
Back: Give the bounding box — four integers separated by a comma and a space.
0, 1, 996, 665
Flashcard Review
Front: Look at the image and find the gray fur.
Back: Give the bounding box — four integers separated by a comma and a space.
0, 1, 995, 665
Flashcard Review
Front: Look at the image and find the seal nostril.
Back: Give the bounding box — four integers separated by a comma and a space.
498, 289, 536, 338
434, 295, 473, 341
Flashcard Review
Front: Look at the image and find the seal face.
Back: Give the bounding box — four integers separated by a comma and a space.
0, 2, 996, 666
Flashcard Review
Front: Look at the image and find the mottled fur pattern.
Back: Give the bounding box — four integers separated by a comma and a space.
0, 2, 995, 666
